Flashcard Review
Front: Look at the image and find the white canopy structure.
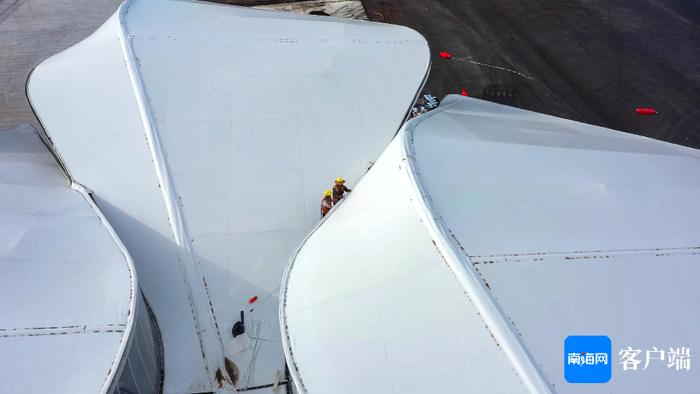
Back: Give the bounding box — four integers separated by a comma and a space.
0, 126, 148, 393
27, 0, 429, 392
16, 0, 697, 392
281, 95, 700, 393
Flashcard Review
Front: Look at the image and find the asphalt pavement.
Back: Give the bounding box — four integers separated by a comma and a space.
362, 0, 700, 148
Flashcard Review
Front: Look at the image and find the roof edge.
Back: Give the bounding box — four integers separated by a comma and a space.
71, 182, 139, 394
398, 97, 554, 394
279, 194, 351, 393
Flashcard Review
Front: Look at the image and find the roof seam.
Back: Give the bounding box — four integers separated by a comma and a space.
0, 324, 126, 330
0, 324, 128, 338
470, 245, 700, 259
473, 249, 700, 265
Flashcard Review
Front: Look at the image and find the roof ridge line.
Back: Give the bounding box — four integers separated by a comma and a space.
116, 2, 224, 389
398, 98, 554, 394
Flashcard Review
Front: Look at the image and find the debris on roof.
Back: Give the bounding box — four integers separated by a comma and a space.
411, 94, 440, 118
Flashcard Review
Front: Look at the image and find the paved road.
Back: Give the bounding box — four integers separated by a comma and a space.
363, 0, 700, 148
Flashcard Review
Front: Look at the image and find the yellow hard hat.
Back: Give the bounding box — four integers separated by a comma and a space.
323, 189, 332, 197
335, 177, 345, 183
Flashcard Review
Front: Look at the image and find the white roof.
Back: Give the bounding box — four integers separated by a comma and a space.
282, 140, 530, 393
27, 0, 429, 391
282, 95, 700, 392
410, 95, 700, 392
0, 126, 135, 393
415, 95, 700, 255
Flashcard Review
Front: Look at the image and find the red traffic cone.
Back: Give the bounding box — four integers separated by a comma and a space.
461, 88, 469, 96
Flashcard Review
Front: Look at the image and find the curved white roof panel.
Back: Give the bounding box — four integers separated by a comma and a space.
415, 95, 700, 256
282, 141, 529, 393
27, 0, 429, 391
0, 126, 135, 393
282, 96, 700, 393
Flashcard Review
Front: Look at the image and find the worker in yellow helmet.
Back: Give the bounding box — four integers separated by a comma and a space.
331, 177, 351, 204
321, 189, 333, 217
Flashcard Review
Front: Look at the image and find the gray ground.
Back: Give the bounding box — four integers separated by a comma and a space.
0, 0, 122, 131
362, 0, 700, 148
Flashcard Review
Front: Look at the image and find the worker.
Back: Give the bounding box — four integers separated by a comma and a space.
332, 177, 351, 204
321, 189, 333, 217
